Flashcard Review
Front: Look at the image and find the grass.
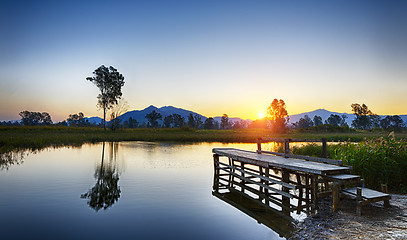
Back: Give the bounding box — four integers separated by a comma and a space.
1, 126, 406, 152
287, 135, 407, 192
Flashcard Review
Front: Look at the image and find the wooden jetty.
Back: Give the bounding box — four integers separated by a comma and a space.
212, 138, 391, 216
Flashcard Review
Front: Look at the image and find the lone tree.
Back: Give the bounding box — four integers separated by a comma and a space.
86, 65, 125, 130
267, 99, 289, 133
351, 103, 374, 130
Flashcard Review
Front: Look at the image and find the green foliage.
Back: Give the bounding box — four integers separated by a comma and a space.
325, 114, 348, 127
290, 143, 329, 158
267, 99, 289, 133
313, 115, 323, 126
67, 112, 86, 127
332, 136, 407, 192
294, 115, 313, 129
288, 135, 407, 192
351, 103, 378, 130
86, 65, 125, 130
187, 113, 203, 129
203, 117, 216, 129
380, 115, 406, 131
145, 110, 162, 128
19, 111, 53, 126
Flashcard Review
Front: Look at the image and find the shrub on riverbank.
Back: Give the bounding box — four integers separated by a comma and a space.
333, 136, 407, 192
288, 135, 407, 192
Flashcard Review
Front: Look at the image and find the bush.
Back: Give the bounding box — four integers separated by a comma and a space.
286, 135, 407, 192
332, 136, 407, 192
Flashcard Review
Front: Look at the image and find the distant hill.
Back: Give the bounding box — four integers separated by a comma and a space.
289, 109, 355, 126
85, 116, 103, 125
213, 116, 252, 126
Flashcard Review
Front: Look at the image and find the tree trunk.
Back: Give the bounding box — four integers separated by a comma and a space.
103, 106, 106, 131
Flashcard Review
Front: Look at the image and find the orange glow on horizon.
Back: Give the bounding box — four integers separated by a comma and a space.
257, 112, 265, 119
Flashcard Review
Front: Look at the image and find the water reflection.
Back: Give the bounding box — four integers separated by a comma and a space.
81, 142, 121, 211
0, 149, 28, 170
212, 171, 297, 238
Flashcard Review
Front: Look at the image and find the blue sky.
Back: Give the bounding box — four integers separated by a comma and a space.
1, 0, 406, 122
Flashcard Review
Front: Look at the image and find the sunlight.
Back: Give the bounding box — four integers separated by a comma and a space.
257, 112, 265, 119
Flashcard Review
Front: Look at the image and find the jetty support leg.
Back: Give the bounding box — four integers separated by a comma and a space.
356, 187, 362, 216
311, 175, 318, 213
332, 182, 339, 212
381, 184, 390, 207
282, 169, 290, 215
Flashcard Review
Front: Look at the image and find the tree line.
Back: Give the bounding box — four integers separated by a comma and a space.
2, 65, 405, 132
3, 101, 405, 133
292, 103, 406, 132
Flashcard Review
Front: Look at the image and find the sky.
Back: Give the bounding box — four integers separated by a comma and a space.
1, 0, 407, 122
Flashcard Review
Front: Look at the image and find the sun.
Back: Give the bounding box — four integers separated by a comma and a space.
257, 112, 265, 119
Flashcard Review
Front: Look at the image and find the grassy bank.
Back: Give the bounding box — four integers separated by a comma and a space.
1, 126, 406, 152
2, 126, 406, 192
287, 137, 407, 192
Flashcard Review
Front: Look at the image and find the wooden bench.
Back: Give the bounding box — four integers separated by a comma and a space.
341, 187, 391, 216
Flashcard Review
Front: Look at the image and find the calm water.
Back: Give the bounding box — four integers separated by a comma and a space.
0, 142, 300, 240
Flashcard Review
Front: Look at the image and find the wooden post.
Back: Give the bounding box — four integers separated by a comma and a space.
356, 187, 362, 216
228, 157, 232, 187
241, 162, 245, 193
257, 138, 262, 154
296, 173, 303, 214
231, 159, 235, 187
332, 182, 339, 212
282, 169, 290, 216
322, 138, 327, 158
213, 154, 219, 174
265, 168, 270, 206
381, 184, 390, 207
311, 175, 318, 213
213, 154, 220, 191
305, 174, 310, 213
381, 184, 388, 193
259, 166, 264, 194
284, 139, 290, 157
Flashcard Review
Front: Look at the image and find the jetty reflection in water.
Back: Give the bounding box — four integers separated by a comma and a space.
212, 168, 312, 238
81, 142, 121, 211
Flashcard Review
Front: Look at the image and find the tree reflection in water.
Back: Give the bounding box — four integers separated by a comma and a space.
81, 142, 121, 211
0, 150, 27, 171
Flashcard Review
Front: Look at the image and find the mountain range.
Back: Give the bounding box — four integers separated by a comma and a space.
85, 106, 407, 127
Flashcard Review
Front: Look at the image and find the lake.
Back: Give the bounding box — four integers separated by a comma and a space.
0, 141, 304, 240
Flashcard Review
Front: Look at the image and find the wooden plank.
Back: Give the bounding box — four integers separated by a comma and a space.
213, 148, 350, 175
324, 174, 360, 182
260, 150, 343, 166
260, 138, 323, 143
325, 174, 360, 181
342, 187, 391, 200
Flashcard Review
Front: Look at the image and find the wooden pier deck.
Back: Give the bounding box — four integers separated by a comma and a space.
212, 139, 391, 216
213, 148, 350, 175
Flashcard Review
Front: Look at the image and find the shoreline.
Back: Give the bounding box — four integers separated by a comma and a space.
2, 126, 404, 152
289, 194, 407, 239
